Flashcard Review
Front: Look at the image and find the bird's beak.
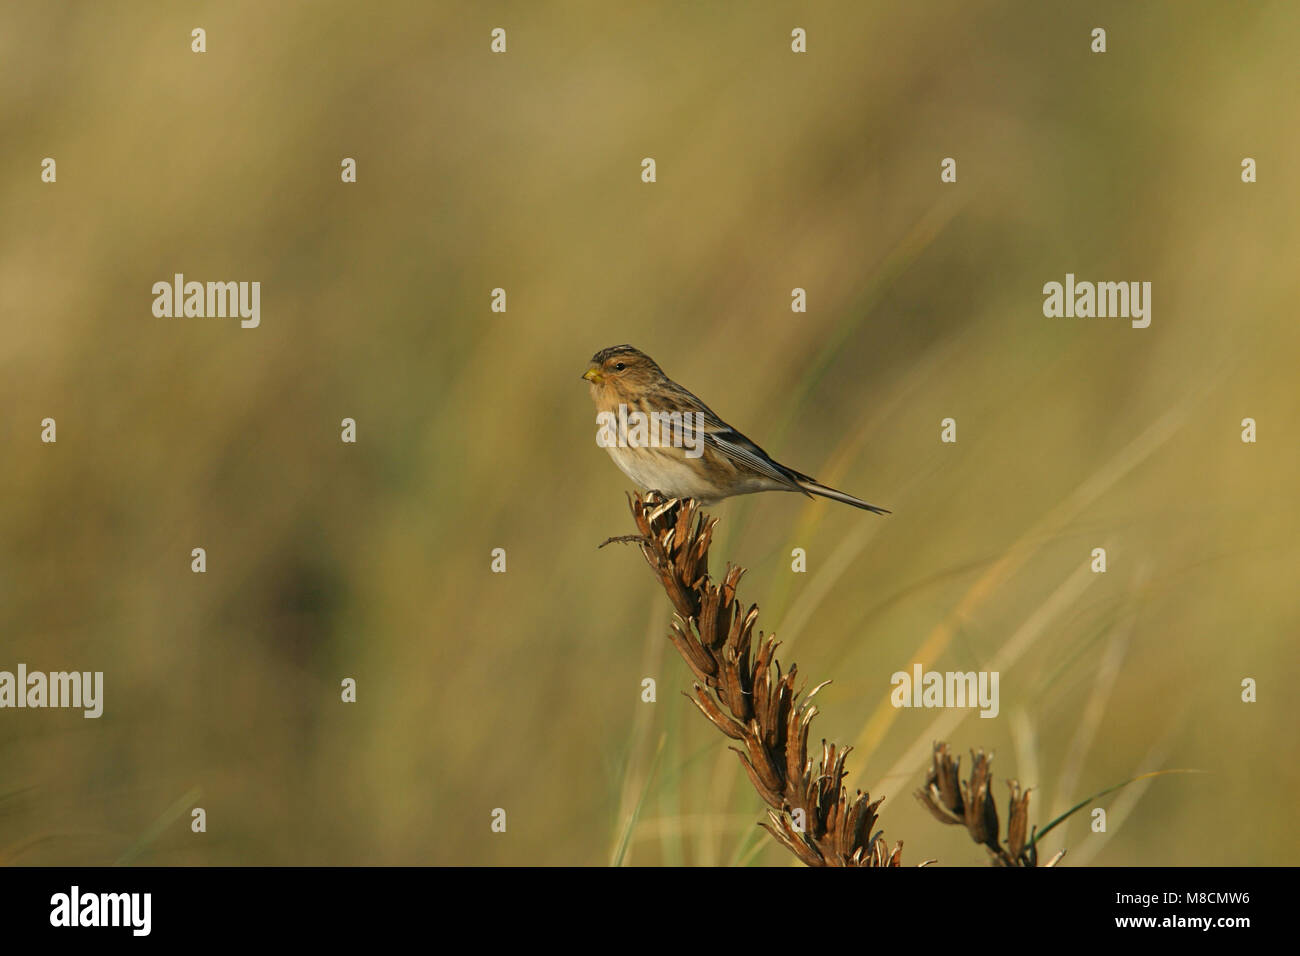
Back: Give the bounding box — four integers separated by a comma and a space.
582, 366, 603, 384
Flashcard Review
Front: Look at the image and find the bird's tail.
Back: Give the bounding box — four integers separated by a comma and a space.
794, 478, 891, 515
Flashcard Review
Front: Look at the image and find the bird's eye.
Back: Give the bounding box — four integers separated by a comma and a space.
614, 362, 626, 371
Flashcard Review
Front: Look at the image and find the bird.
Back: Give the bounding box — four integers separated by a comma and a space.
582, 344, 889, 513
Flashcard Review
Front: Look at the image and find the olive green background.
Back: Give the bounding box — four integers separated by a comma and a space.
2, 1, 1296, 865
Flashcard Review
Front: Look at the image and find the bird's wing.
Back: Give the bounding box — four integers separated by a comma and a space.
659, 381, 802, 488
706, 424, 804, 487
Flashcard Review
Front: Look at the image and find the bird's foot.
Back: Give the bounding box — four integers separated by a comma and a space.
642, 491, 685, 524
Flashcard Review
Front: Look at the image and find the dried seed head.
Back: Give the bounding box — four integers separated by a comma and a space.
621, 493, 1058, 867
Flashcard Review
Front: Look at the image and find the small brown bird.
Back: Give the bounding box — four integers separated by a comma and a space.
582, 345, 889, 513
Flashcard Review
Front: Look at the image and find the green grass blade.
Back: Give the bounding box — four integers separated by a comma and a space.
1026, 769, 1207, 852
114, 786, 203, 866
610, 735, 665, 867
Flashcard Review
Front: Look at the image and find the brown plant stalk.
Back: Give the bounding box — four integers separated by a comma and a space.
612, 492, 898, 865
915, 742, 1065, 867
610, 492, 1062, 867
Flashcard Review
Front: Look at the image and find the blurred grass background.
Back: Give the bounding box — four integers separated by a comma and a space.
1, 0, 1297, 865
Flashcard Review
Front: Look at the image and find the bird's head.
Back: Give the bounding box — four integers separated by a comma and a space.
582, 345, 664, 400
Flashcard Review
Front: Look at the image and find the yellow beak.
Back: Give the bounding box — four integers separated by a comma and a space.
582, 366, 603, 384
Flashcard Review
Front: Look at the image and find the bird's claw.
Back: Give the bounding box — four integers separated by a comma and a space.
643, 491, 685, 525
